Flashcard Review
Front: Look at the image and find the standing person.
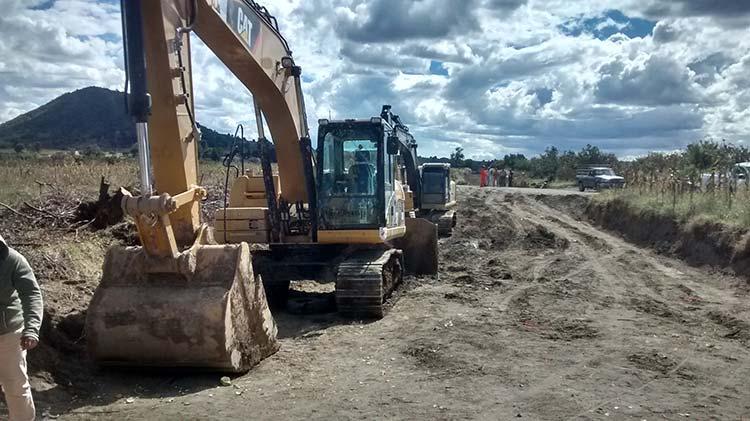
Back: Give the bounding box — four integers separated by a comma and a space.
1, 234, 42, 421
499, 168, 507, 187
489, 167, 496, 187
508, 169, 514, 187
479, 166, 488, 187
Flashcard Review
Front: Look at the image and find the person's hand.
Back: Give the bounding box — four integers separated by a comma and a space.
20, 336, 38, 350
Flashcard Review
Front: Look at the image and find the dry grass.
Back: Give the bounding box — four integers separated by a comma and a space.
0, 156, 136, 205
0, 155, 235, 206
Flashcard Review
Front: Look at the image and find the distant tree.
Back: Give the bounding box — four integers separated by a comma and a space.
577, 144, 604, 165
557, 150, 578, 180
207, 147, 222, 161
463, 159, 480, 172
31, 142, 41, 153
530, 146, 559, 179
684, 141, 717, 172
502, 153, 529, 171
13, 142, 24, 154
419, 155, 450, 164
730, 143, 750, 164
450, 147, 465, 167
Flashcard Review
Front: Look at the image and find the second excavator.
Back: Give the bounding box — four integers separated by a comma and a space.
86, 0, 440, 372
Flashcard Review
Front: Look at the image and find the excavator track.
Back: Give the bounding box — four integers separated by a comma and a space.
436, 210, 457, 236
336, 249, 403, 319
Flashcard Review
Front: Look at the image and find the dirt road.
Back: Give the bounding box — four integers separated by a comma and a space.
38, 187, 750, 419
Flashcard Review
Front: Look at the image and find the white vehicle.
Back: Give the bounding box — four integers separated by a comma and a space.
700, 162, 750, 188
576, 166, 625, 191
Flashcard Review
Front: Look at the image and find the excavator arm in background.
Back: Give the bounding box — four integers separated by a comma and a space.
86, 0, 316, 371
380, 105, 457, 237
380, 105, 422, 211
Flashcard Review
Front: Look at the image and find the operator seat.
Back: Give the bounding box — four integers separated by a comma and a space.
349, 162, 374, 194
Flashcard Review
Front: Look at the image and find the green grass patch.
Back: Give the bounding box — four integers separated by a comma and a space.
595, 187, 750, 228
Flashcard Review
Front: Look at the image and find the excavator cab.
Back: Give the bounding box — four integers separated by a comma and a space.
421, 164, 452, 206
317, 120, 389, 233
315, 115, 438, 274
316, 118, 409, 242
419, 163, 457, 235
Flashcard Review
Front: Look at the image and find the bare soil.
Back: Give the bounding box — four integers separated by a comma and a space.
586, 197, 750, 278
3, 186, 750, 420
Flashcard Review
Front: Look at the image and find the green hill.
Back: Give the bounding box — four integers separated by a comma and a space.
0, 86, 267, 158
0, 87, 133, 150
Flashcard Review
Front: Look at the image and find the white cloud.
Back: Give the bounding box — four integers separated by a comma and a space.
595, 53, 705, 106
0, 0, 122, 122
0, 0, 749, 159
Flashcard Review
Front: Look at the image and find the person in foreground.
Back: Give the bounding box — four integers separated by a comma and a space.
0, 234, 43, 421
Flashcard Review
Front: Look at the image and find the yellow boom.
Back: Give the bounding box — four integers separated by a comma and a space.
86, 0, 313, 371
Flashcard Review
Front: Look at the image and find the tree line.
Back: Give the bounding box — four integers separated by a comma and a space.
429, 139, 750, 183
421, 144, 617, 180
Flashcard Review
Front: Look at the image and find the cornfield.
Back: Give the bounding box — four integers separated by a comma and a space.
600, 140, 750, 228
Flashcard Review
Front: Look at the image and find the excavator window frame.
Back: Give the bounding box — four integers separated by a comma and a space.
316, 121, 387, 230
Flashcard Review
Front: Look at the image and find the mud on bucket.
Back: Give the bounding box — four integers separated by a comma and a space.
85, 242, 278, 372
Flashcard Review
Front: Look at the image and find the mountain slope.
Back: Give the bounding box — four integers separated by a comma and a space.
0, 87, 134, 149
0, 86, 271, 159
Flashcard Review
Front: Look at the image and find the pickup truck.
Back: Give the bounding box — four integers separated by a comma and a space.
576, 167, 625, 191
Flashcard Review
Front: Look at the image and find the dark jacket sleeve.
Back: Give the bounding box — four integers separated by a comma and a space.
12, 254, 43, 340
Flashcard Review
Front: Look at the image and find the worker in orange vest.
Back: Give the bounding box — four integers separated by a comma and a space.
480, 166, 488, 187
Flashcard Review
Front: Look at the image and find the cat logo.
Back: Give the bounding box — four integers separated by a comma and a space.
236, 8, 253, 43
225, 1, 261, 50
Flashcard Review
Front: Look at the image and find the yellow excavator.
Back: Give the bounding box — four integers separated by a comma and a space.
85, 0, 439, 372
419, 163, 458, 236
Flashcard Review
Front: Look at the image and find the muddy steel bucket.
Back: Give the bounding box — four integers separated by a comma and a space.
85, 242, 278, 372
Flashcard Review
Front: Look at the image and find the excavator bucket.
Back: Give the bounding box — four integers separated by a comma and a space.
86, 242, 278, 372
394, 217, 439, 275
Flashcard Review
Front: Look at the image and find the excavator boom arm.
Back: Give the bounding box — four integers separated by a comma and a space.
122, 0, 311, 254
85, 0, 318, 372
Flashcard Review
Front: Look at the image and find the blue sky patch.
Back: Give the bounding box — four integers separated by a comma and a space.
98, 33, 120, 43
533, 88, 554, 106
30, 0, 55, 10
560, 10, 656, 40
429, 60, 449, 77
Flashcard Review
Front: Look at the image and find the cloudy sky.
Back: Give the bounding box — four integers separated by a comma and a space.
0, 0, 748, 159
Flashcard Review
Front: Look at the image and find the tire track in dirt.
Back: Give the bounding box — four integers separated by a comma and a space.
457, 189, 750, 418
498, 190, 750, 417
518, 194, 741, 314
480, 193, 642, 409
516, 194, 749, 342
